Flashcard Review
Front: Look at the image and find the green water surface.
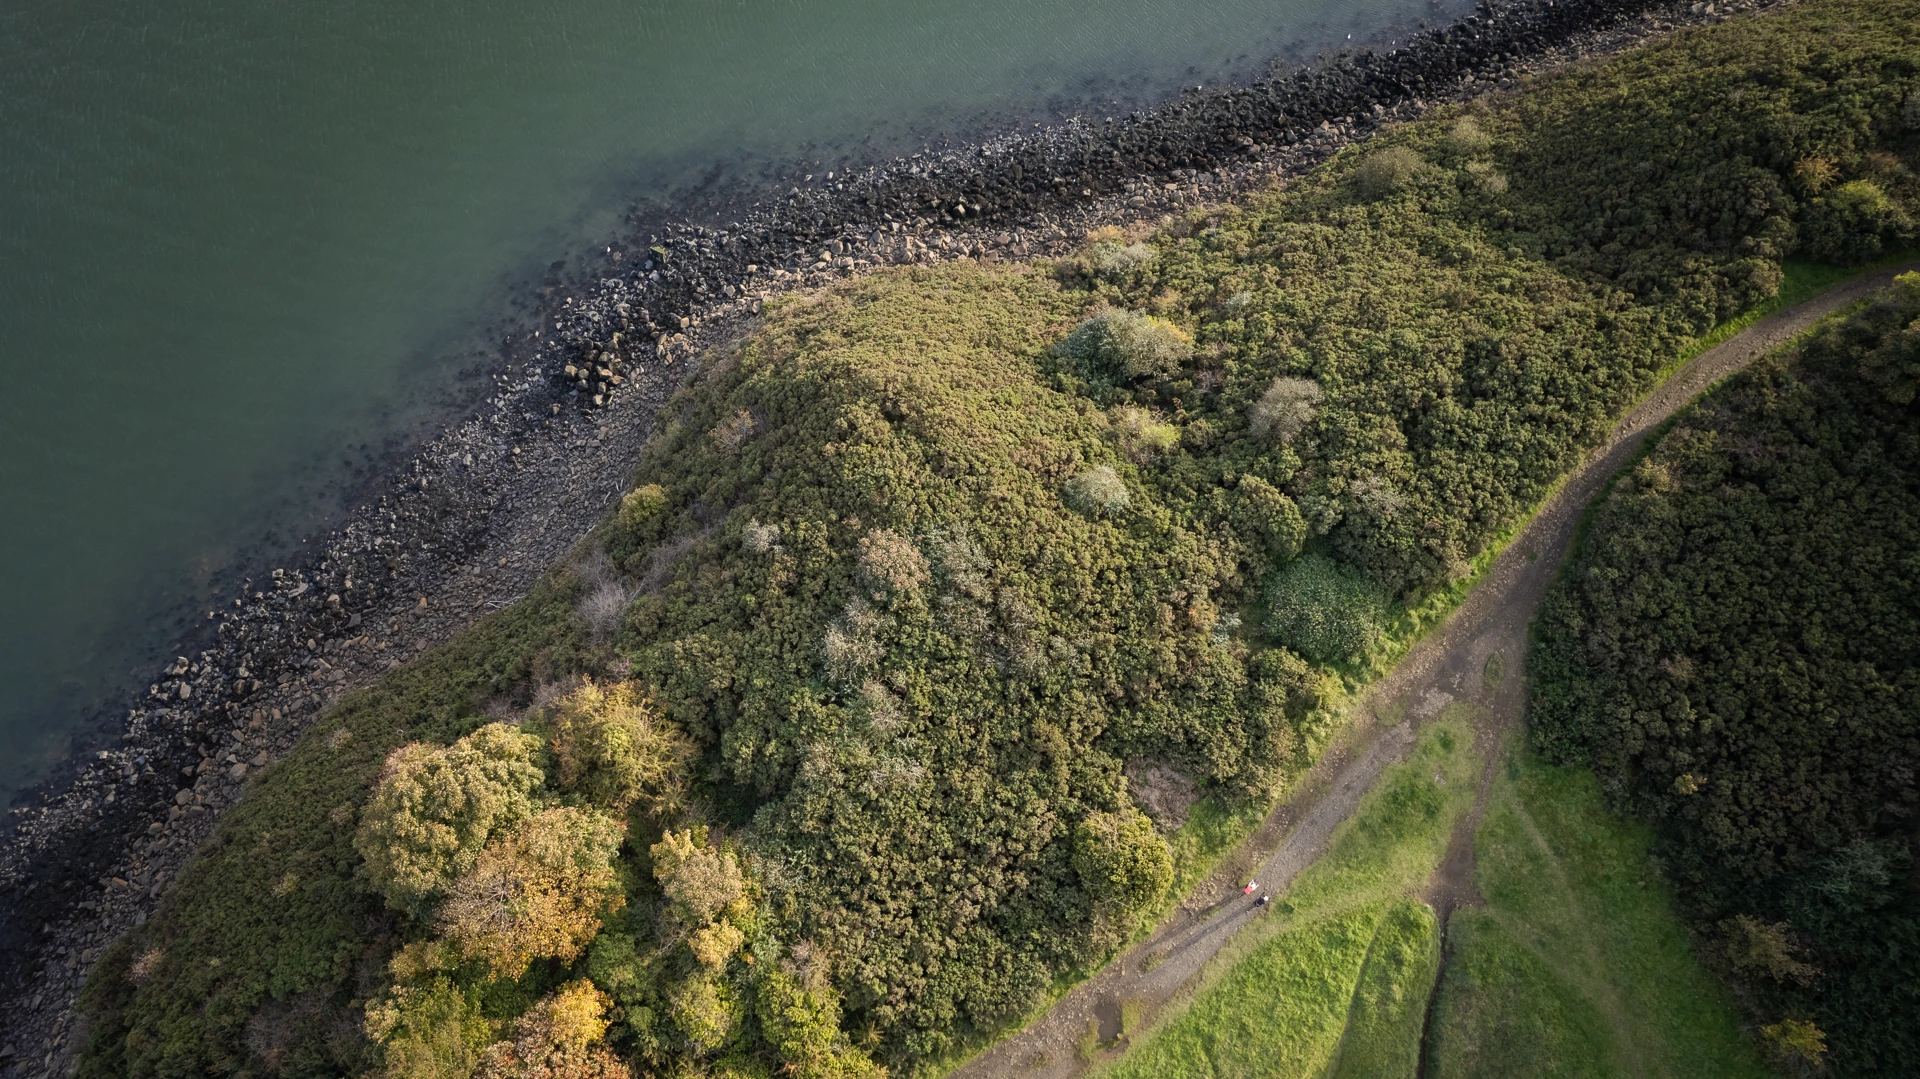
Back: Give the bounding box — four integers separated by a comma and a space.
0, 0, 1455, 800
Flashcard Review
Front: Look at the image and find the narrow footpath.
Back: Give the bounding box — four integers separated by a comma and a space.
952, 259, 1920, 1079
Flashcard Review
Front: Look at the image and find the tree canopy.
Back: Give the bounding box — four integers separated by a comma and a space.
356, 724, 546, 911
1531, 276, 1920, 1076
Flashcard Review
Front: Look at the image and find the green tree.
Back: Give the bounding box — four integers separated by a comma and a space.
1800, 180, 1915, 264
668, 974, 740, 1056
757, 964, 887, 1079
364, 977, 492, 1079
1721, 915, 1818, 987
618, 483, 669, 535
1072, 807, 1174, 917
356, 723, 546, 910
1234, 475, 1306, 562
1761, 1018, 1828, 1068
1857, 274, 1920, 404
652, 827, 747, 931
547, 679, 694, 817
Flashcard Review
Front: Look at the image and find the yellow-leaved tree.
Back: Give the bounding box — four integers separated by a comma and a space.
436, 806, 626, 980
355, 723, 546, 910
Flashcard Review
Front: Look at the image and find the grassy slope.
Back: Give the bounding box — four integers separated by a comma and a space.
1100, 716, 1477, 1079
1329, 901, 1441, 1079
1424, 748, 1772, 1079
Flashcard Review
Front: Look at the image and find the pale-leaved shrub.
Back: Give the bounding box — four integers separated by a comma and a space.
1354, 145, 1428, 199
856, 528, 930, 599
1110, 406, 1179, 462
1089, 241, 1157, 278
546, 679, 694, 817
1248, 377, 1323, 443
1054, 308, 1192, 383
1062, 466, 1130, 517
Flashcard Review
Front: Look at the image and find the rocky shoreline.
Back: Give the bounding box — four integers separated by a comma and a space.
0, 0, 1776, 1071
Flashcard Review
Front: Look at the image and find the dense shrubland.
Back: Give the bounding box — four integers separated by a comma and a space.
1530, 277, 1920, 1077
76, 2, 1920, 1075
610, 268, 1304, 1064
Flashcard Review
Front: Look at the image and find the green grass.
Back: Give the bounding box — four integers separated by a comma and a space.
1279, 714, 1479, 919
1118, 997, 1151, 1039
1076, 1020, 1105, 1064
1328, 900, 1441, 1079
1099, 729, 1777, 1079
1108, 905, 1387, 1079
1423, 746, 1774, 1079
1425, 909, 1625, 1078
1099, 716, 1479, 1079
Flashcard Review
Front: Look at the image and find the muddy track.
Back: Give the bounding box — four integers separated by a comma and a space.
951, 262, 1920, 1079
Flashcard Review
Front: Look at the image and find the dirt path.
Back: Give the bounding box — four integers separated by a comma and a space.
950, 261, 1919, 1079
